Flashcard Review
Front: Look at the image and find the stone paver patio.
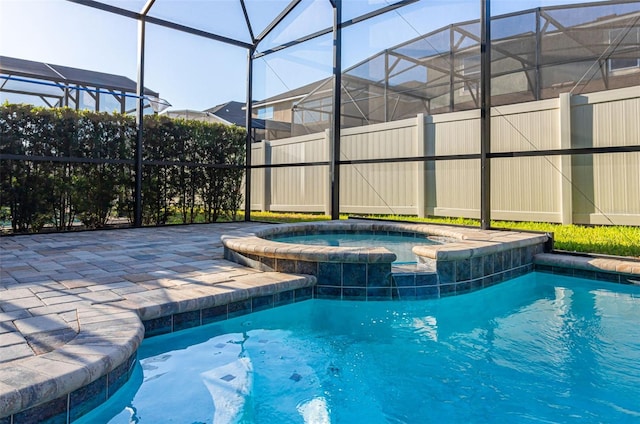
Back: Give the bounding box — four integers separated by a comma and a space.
0, 222, 314, 422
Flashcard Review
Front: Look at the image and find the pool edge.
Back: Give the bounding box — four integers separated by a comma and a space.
3, 222, 639, 423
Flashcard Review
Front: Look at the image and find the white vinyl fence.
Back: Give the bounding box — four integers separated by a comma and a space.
251, 86, 640, 225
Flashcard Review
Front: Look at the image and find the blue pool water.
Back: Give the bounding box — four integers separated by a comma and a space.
75, 273, 640, 423
270, 233, 444, 263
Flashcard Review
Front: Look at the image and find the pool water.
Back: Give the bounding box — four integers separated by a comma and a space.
270, 233, 444, 263
75, 273, 640, 423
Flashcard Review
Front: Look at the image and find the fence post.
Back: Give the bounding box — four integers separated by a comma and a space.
559, 92, 573, 225
416, 113, 427, 218
325, 129, 332, 216
261, 141, 271, 212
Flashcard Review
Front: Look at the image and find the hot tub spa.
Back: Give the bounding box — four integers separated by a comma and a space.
221, 221, 549, 300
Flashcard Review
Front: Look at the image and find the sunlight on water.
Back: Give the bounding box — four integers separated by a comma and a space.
75, 273, 640, 424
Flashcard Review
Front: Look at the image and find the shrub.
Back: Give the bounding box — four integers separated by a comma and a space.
0, 103, 246, 233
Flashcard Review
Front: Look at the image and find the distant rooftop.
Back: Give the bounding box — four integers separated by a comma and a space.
205, 101, 246, 126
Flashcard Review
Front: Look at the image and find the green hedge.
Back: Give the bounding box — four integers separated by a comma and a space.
0, 104, 246, 233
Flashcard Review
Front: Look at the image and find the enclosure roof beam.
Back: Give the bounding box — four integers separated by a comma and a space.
0, 88, 62, 99
293, 76, 333, 105
145, 16, 253, 49
381, 4, 532, 67
239, 0, 256, 44
384, 50, 432, 68
140, 0, 155, 16
255, 0, 302, 45
345, 51, 428, 86
254, 27, 333, 58
346, 0, 418, 25
65, 0, 253, 49
254, 0, 417, 58
455, 26, 536, 68
339, 72, 435, 103
539, 9, 600, 55
386, 50, 469, 81
66, 0, 139, 17
0, 71, 157, 96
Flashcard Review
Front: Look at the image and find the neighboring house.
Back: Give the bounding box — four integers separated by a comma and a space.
252, 1, 640, 138
161, 102, 247, 125
163, 101, 290, 141
206, 100, 291, 141
162, 109, 226, 123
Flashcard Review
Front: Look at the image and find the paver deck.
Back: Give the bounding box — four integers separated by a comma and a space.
0, 222, 315, 421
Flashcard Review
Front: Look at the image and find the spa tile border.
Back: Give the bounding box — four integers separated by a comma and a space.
390, 264, 536, 300
222, 221, 550, 300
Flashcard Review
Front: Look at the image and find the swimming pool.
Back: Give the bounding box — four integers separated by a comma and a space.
74, 272, 640, 423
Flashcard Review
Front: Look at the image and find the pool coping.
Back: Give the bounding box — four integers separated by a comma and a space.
0, 273, 315, 421
221, 221, 551, 263
534, 252, 640, 284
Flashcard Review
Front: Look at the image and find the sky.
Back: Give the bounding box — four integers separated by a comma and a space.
1, 0, 608, 111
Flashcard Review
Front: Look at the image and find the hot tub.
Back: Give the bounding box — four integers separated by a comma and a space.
221, 220, 549, 300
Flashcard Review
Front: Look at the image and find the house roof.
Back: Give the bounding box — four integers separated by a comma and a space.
204, 100, 291, 131
204, 101, 247, 126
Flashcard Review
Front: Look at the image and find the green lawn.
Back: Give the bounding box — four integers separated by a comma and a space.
242, 212, 640, 258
